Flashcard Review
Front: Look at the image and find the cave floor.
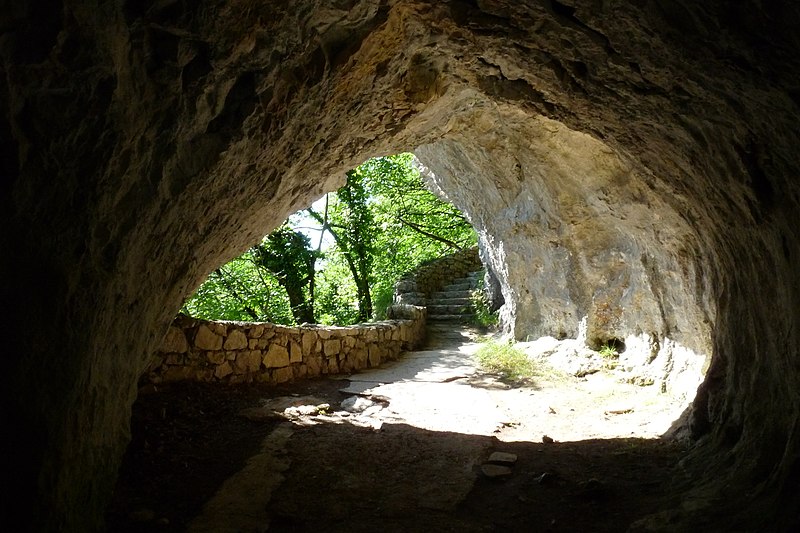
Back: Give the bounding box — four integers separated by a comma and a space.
108, 325, 689, 532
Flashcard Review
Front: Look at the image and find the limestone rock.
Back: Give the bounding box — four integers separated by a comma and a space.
214, 362, 233, 380
323, 339, 341, 357
206, 351, 226, 365
488, 452, 517, 466
480, 464, 512, 478
161, 327, 189, 353
341, 396, 375, 413
224, 330, 248, 350
289, 340, 302, 363
264, 345, 290, 368
302, 332, 316, 356
195, 326, 223, 351
234, 351, 262, 374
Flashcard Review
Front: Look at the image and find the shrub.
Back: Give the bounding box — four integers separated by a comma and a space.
470, 278, 499, 328
475, 340, 536, 381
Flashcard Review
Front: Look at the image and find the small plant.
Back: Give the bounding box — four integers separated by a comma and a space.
598, 342, 619, 359
470, 278, 499, 329
475, 340, 536, 382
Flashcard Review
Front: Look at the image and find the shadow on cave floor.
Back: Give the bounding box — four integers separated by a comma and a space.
108, 324, 698, 531
106, 375, 686, 532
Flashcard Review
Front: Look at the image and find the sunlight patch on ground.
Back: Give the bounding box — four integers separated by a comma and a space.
242, 331, 695, 443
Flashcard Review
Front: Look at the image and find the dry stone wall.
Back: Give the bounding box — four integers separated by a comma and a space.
145, 305, 426, 385
394, 247, 482, 305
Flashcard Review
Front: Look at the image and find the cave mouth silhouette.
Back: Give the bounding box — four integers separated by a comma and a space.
4, 2, 799, 531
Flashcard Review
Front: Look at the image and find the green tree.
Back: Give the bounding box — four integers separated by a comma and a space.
307, 169, 376, 322
360, 154, 477, 317
181, 251, 293, 323
250, 224, 318, 324
181, 153, 478, 326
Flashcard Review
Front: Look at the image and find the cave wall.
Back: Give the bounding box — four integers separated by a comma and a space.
2, 1, 799, 530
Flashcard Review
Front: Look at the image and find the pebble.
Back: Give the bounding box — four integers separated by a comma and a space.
542, 435, 554, 444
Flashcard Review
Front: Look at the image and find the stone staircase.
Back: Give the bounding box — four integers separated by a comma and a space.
426, 271, 483, 323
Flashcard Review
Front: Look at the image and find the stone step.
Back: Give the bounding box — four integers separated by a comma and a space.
444, 281, 473, 291
427, 304, 473, 315
428, 313, 475, 322
427, 297, 471, 306
431, 289, 472, 300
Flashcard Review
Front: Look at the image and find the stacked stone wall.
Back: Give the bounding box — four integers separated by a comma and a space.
394, 247, 482, 305
144, 304, 426, 385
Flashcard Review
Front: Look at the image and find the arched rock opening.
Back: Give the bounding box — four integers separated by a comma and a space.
2, 1, 799, 531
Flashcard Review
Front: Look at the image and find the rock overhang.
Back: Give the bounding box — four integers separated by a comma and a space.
2, 1, 800, 531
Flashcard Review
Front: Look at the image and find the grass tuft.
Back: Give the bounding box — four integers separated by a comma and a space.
475, 340, 536, 381
598, 343, 620, 359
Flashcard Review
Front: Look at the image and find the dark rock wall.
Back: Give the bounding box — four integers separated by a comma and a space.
2, 1, 799, 530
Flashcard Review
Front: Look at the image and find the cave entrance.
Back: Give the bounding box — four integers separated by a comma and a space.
112, 134, 711, 528
178, 152, 479, 327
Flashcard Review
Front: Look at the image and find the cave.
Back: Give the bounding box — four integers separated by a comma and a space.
2, 1, 799, 531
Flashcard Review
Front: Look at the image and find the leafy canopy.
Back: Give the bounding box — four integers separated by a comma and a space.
181, 153, 477, 325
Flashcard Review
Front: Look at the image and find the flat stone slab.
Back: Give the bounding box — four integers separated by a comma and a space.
488, 452, 518, 465
480, 464, 513, 478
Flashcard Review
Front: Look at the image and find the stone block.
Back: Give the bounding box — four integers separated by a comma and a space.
214, 362, 233, 379
165, 353, 184, 366
248, 338, 258, 349
353, 348, 368, 369
264, 344, 290, 368
273, 366, 293, 384
272, 334, 287, 346
342, 335, 357, 349
233, 350, 262, 374
207, 322, 227, 336
306, 357, 321, 377
327, 359, 339, 374
262, 328, 275, 340
195, 368, 214, 381
317, 329, 332, 340
162, 326, 189, 353
256, 337, 269, 349
250, 325, 265, 338
369, 345, 385, 367
206, 351, 226, 365
302, 331, 317, 356
162, 366, 194, 382
224, 329, 248, 350
323, 339, 341, 357
194, 325, 223, 350
289, 340, 303, 363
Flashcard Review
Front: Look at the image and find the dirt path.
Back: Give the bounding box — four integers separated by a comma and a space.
108, 325, 690, 532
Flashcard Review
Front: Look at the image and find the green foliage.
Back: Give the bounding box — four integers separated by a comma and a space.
251, 224, 318, 324
598, 343, 620, 359
313, 252, 361, 325
181, 251, 293, 324
181, 153, 478, 326
470, 276, 499, 329
475, 340, 537, 382
362, 154, 477, 318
